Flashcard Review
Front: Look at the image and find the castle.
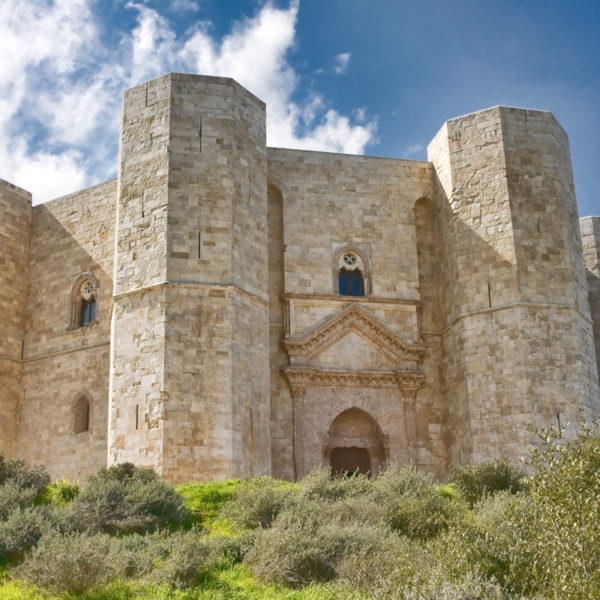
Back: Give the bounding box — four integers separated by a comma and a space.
1, 73, 599, 483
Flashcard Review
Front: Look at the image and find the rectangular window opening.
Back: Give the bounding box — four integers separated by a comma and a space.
198, 232, 202, 259
135, 405, 139, 431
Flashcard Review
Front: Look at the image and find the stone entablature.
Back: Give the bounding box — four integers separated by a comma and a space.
0, 74, 598, 482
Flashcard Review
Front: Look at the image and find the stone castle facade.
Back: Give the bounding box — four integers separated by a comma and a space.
1, 73, 599, 483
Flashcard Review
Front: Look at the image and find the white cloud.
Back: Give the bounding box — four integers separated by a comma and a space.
170, 0, 200, 13
332, 52, 351, 75
403, 144, 425, 158
0, 0, 377, 204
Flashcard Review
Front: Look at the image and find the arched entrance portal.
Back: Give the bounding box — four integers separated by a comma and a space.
325, 408, 386, 477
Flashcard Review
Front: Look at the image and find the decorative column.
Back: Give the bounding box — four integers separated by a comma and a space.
398, 372, 425, 463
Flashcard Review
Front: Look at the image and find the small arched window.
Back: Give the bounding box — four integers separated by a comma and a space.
73, 396, 90, 434
70, 274, 98, 328
335, 248, 369, 297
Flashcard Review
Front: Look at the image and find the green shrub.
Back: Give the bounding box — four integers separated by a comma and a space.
246, 498, 389, 586
148, 529, 217, 589
110, 531, 170, 580
449, 457, 524, 506
374, 463, 461, 539
519, 425, 600, 599
0, 483, 39, 521
336, 531, 424, 596
0, 457, 50, 521
223, 477, 293, 529
0, 456, 49, 497
40, 479, 80, 505
298, 465, 373, 502
15, 531, 117, 594
0, 506, 51, 561
431, 490, 535, 594
69, 462, 189, 535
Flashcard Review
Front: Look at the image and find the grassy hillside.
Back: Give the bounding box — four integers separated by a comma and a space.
1, 425, 599, 599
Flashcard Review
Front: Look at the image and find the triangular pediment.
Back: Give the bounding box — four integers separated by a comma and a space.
311, 330, 397, 370
284, 303, 425, 365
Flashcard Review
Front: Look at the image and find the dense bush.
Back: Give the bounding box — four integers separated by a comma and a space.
68, 462, 190, 535
148, 529, 217, 588
0, 457, 50, 522
41, 479, 80, 505
298, 465, 373, 502
374, 463, 459, 539
519, 426, 600, 599
0, 456, 49, 495
0, 506, 51, 562
449, 457, 524, 506
0, 455, 53, 562
223, 477, 294, 529
247, 499, 390, 586
15, 531, 117, 594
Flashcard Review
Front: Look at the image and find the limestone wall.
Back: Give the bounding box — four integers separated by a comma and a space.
581, 216, 600, 380
267, 149, 449, 476
19, 179, 116, 480
0, 180, 31, 459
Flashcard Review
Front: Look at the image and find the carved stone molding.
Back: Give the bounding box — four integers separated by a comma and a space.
284, 302, 425, 364
284, 366, 425, 392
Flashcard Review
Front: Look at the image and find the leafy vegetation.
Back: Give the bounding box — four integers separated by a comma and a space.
1, 425, 599, 599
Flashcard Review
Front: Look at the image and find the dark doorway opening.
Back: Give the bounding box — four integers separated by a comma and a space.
330, 446, 370, 476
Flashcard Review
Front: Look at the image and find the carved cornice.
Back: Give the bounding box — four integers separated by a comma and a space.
284, 293, 419, 305
284, 366, 425, 391
284, 302, 425, 363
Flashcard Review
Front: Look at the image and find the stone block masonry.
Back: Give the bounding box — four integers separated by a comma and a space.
0, 74, 598, 482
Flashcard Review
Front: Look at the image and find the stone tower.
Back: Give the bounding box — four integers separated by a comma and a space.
0, 181, 31, 459
108, 74, 270, 482
429, 107, 599, 465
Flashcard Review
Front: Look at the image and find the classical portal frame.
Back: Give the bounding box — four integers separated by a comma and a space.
284, 302, 426, 479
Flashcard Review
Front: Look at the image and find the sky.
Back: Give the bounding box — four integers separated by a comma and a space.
1, 0, 599, 216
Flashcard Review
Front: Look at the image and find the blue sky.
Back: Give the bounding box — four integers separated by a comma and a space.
1, 0, 599, 216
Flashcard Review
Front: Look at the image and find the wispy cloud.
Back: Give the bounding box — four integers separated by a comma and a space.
0, 1, 377, 204
332, 52, 351, 75
403, 144, 425, 158
170, 0, 200, 13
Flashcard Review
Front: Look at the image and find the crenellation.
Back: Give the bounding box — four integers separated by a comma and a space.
0, 74, 598, 482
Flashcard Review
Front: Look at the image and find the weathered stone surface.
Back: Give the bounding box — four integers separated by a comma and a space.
0, 75, 598, 482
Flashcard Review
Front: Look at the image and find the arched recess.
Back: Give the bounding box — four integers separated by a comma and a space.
332, 243, 371, 296
73, 394, 90, 434
413, 198, 441, 332
324, 408, 386, 476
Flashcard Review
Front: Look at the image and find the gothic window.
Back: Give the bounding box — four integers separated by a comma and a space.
334, 247, 370, 296
70, 274, 98, 328
73, 396, 90, 434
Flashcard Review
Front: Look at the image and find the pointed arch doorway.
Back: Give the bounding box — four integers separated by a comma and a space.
324, 408, 386, 477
